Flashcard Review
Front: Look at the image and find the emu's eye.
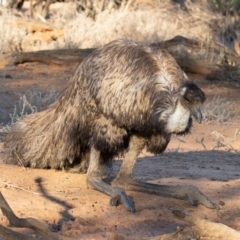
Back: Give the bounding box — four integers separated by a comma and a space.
185, 99, 190, 104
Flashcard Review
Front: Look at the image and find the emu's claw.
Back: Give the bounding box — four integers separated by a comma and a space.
186, 186, 219, 209
110, 187, 135, 213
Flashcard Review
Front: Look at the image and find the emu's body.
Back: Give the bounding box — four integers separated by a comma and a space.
5, 39, 218, 212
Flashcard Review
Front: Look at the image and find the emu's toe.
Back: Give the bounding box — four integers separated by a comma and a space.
110, 187, 135, 213
187, 186, 219, 209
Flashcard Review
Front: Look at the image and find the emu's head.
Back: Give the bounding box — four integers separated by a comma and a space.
180, 83, 206, 124
166, 82, 206, 135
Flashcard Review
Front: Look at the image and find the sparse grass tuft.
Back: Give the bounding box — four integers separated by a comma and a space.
0, 88, 59, 141
0, 88, 59, 127
203, 95, 238, 124
9, 88, 59, 124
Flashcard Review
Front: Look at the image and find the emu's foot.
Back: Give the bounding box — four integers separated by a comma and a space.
87, 175, 135, 213
182, 185, 219, 209
109, 187, 135, 213
113, 177, 219, 210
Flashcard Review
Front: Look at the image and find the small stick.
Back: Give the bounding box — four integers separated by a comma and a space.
0, 179, 41, 196
14, 151, 27, 170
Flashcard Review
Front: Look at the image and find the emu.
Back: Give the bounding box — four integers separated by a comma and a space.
4, 39, 218, 212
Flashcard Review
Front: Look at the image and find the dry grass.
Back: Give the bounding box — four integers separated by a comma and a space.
0, 14, 25, 54
0, 0, 237, 52
52, 2, 218, 49
0, 1, 222, 51
9, 88, 59, 123
203, 95, 238, 124
0, 88, 59, 128
0, 87, 59, 141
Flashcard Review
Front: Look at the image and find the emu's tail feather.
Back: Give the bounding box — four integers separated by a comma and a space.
4, 106, 82, 170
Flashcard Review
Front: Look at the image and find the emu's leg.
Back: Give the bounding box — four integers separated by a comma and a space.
86, 147, 135, 212
114, 135, 219, 209
69, 150, 90, 173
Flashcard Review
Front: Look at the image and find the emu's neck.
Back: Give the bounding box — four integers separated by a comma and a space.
166, 101, 190, 134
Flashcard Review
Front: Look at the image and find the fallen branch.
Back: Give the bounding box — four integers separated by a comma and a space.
171, 210, 240, 240
0, 36, 239, 81
0, 223, 35, 240
131, 210, 240, 240
0, 50, 87, 67
152, 35, 240, 65
0, 191, 76, 240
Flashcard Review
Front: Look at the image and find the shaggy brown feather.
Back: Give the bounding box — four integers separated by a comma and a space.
4, 39, 204, 172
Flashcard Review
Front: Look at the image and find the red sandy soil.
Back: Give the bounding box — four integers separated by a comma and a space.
0, 62, 240, 239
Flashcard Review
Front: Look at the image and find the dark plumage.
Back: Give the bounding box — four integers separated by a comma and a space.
4, 39, 217, 212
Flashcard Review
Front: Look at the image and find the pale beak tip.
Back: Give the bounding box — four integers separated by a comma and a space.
196, 109, 202, 124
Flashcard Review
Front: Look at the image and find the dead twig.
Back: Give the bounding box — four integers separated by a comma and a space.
0, 191, 77, 240
0, 179, 42, 195
196, 136, 207, 150
0, 222, 35, 240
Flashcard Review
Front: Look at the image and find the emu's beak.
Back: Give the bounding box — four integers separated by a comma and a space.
191, 108, 202, 124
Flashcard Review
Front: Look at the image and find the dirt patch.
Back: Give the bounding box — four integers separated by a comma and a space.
0, 61, 240, 239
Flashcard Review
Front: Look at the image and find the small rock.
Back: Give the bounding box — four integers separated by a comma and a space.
219, 201, 225, 206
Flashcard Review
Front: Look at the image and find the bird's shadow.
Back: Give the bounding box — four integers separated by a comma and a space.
33, 150, 240, 232
34, 177, 74, 231
111, 150, 240, 182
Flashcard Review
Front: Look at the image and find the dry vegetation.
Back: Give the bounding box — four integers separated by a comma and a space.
0, 0, 240, 239
203, 95, 239, 124
0, 0, 239, 51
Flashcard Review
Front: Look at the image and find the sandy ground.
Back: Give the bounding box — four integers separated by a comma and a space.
0, 61, 240, 239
